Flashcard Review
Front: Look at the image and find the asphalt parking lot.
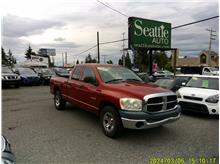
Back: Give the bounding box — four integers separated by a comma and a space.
2, 86, 219, 164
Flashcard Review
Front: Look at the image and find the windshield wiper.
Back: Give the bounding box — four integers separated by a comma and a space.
105, 79, 124, 83
124, 78, 142, 82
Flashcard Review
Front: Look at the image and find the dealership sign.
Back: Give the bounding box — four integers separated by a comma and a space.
128, 17, 171, 49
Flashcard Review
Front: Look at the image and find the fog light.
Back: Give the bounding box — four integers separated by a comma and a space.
212, 109, 216, 113
136, 122, 144, 128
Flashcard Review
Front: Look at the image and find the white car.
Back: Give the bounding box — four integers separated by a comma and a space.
177, 75, 219, 115
202, 67, 219, 76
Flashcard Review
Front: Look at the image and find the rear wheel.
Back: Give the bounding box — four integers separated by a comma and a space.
100, 106, 123, 138
54, 91, 66, 110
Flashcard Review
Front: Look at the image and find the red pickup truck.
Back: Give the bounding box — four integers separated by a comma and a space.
50, 64, 181, 137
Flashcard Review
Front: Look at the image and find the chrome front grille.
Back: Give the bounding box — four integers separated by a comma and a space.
143, 92, 177, 113
3, 76, 17, 80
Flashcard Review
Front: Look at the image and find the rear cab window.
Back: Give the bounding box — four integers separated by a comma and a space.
71, 66, 83, 80
81, 66, 97, 84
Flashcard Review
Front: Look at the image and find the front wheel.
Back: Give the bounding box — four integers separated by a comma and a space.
100, 106, 123, 138
54, 91, 66, 110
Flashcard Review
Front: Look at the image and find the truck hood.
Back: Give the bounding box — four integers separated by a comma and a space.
178, 87, 219, 98
104, 82, 171, 99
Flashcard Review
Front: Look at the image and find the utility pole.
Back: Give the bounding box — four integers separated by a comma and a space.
149, 50, 153, 75
97, 32, 100, 64
206, 28, 217, 65
62, 53, 64, 67
102, 55, 108, 64
122, 32, 125, 66
65, 52, 67, 64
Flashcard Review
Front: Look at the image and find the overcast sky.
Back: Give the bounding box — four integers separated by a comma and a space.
1, 0, 219, 65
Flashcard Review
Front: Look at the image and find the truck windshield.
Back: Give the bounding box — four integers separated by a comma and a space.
97, 66, 143, 83
186, 77, 219, 90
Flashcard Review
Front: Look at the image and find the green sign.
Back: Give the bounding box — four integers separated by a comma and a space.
128, 17, 171, 49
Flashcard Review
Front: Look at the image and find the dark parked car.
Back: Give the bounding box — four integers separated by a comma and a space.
2, 135, 15, 164
2, 67, 21, 88
52, 67, 70, 77
36, 68, 56, 85
137, 72, 153, 83
154, 77, 189, 92
175, 74, 195, 86
16, 67, 41, 86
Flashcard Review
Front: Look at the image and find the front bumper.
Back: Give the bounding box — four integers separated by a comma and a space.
21, 78, 41, 85
178, 99, 219, 115
2, 80, 20, 86
119, 105, 181, 129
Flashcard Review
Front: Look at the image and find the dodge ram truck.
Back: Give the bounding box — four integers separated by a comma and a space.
50, 64, 181, 137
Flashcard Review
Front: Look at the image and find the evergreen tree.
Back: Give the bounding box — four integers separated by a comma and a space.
125, 52, 132, 68
7, 49, 16, 66
118, 53, 131, 68
118, 58, 123, 65
8, 49, 12, 58
107, 60, 113, 64
1, 47, 7, 65
153, 51, 170, 70
91, 58, 97, 63
85, 53, 92, 63
85, 53, 97, 63
25, 45, 36, 60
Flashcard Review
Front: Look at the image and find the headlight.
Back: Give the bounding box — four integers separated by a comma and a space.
120, 98, 142, 111
205, 94, 219, 103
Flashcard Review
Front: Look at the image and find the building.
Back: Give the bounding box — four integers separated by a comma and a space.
176, 50, 218, 74
177, 50, 219, 67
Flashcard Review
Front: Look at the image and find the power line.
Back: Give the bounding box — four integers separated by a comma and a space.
72, 45, 97, 56
97, 0, 129, 18
172, 16, 219, 29
99, 39, 127, 45
71, 16, 218, 57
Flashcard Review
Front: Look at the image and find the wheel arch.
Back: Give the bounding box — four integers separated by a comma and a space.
53, 85, 60, 94
98, 100, 120, 116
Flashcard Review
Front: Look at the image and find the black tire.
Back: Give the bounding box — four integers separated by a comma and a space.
100, 106, 123, 138
41, 79, 44, 85
54, 90, 66, 110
